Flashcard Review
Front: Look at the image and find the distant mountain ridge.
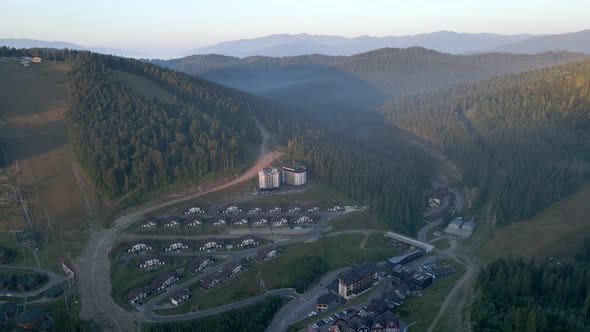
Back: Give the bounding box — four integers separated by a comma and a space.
0, 38, 144, 58
490, 29, 590, 54
5, 29, 590, 59
155, 47, 588, 98
188, 31, 536, 57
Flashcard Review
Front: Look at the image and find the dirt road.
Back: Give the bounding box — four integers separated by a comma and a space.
74, 122, 277, 331
426, 247, 480, 332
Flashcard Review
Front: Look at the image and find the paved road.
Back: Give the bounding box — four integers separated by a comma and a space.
266, 267, 351, 332
418, 218, 443, 243
0, 265, 67, 298
450, 188, 464, 215
143, 288, 297, 322
74, 121, 279, 331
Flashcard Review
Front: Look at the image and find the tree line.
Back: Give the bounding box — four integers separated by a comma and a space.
147, 296, 286, 332
380, 59, 590, 225
472, 239, 590, 331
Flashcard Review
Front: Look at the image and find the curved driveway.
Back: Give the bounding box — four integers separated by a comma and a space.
143, 288, 297, 322
0, 265, 67, 298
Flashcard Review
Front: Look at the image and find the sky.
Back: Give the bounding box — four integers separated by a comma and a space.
1, 0, 589, 57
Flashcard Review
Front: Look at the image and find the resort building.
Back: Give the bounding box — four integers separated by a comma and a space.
282, 163, 307, 186
258, 167, 280, 189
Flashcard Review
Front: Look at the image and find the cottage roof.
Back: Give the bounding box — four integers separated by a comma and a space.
188, 256, 211, 271
170, 288, 190, 301
127, 288, 147, 301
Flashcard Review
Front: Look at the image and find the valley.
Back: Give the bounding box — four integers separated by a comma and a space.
1, 27, 590, 332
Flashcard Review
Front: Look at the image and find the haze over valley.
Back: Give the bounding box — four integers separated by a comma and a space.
1, 1, 590, 331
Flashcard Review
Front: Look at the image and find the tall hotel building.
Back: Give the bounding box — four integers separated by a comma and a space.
282, 163, 307, 186
258, 167, 280, 189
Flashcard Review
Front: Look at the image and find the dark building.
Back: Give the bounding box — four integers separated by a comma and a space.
316, 292, 344, 311
386, 250, 424, 267
337, 264, 378, 299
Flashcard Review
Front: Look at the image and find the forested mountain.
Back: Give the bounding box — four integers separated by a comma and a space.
472, 239, 590, 331
0, 47, 269, 199
380, 59, 590, 224
285, 129, 432, 234
64, 52, 270, 198
491, 29, 590, 55
154, 48, 586, 116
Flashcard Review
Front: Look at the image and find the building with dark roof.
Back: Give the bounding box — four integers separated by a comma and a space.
126, 241, 154, 253
428, 186, 449, 208
200, 275, 220, 290
337, 264, 378, 299
329, 311, 402, 332
198, 238, 223, 251
137, 255, 166, 269
386, 249, 424, 267
170, 288, 190, 306
316, 292, 344, 311
282, 162, 307, 186
127, 288, 149, 304
163, 239, 191, 252
255, 247, 279, 262
150, 272, 178, 292
218, 263, 244, 279
188, 256, 213, 273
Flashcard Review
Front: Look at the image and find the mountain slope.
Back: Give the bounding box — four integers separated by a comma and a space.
155, 48, 587, 116
491, 29, 590, 54
64, 52, 269, 198
188, 32, 535, 57
380, 58, 590, 224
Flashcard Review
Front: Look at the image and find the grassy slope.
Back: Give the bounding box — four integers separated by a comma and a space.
328, 211, 389, 232
398, 262, 466, 332
155, 233, 399, 315
0, 60, 113, 269
480, 182, 590, 260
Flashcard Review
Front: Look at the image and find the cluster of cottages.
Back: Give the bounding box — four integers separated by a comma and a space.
128, 255, 216, 305
138, 202, 355, 231
125, 243, 281, 306
127, 271, 181, 305
309, 250, 457, 331
200, 246, 280, 290
124, 236, 264, 256
138, 214, 317, 229
313, 301, 405, 332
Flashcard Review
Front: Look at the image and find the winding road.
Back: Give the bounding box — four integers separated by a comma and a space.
73, 121, 278, 331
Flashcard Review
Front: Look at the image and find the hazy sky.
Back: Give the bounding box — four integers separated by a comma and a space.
2, 0, 589, 54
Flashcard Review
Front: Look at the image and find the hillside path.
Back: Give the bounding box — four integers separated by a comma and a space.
73, 121, 276, 331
